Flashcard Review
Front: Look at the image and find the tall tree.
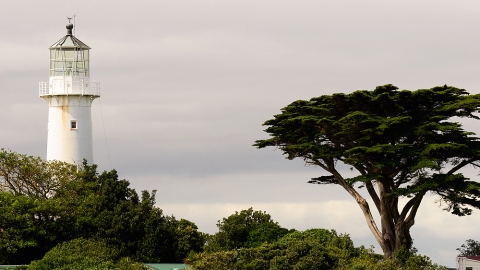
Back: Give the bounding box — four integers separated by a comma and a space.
254, 85, 480, 258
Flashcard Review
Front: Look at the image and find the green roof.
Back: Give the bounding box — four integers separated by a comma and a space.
145, 264, 189, 270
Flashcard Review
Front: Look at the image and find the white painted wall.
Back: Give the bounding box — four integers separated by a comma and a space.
42, 95, 97, 165
457, 256, 480, 270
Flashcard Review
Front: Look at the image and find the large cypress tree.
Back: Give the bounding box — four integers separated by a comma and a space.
255, 85, 480, 258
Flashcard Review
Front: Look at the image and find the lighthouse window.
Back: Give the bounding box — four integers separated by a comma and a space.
63, 50, 75, 60
71, 120, 77, 129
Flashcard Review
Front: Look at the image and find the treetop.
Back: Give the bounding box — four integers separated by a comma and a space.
255, 85, 480, 216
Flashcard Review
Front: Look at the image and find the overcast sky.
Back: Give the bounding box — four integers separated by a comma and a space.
2, 0, 480, 266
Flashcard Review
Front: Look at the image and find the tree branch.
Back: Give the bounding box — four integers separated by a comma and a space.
399, 192, 422, 222
366, 180, 381, 212
328, 166, 384, 247
447, 157, 480, 175
405, 191, 426, 228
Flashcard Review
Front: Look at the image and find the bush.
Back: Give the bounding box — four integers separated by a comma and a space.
186, 250, 239, 270
189, 230, 342, 270
26, 238, 147, 270
188, 229, 449, 270
205, 208, 288, 252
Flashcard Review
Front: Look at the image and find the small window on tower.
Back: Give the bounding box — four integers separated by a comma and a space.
71, 120, 77, 129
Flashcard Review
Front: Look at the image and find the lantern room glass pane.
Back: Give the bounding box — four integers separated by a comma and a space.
64, 50, 74, 59
55, 50, 63, 59
76, 50, 83, 61
49, 48, 90, 77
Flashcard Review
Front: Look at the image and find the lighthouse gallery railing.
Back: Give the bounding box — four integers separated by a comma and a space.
39, 80, 100, 96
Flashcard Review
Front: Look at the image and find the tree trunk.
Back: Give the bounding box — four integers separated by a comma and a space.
378, 223, 412, 259
394, 221, 413, 253
356, 181, 415, 259
333, 170, 418, 259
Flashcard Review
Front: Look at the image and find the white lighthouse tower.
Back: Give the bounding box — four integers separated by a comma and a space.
39, 20, 100, 164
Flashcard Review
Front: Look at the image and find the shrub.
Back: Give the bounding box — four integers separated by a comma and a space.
26, 238, 147, 270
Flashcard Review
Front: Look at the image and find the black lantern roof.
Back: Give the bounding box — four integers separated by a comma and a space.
49, 23, 90, 50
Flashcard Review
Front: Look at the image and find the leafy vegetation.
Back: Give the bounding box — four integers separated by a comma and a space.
457, 239, 480, 256
0, 148, 454, 268
255, 85, 480, 258
26, 238, 147, 270
188, 223, 447, 270
0, 149, 204, 265
205, 208, 291, 252
0, 149, 77, 199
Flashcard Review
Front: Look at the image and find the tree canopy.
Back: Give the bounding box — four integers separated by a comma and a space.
457, 239, 480, 256
187, 209, 447, 270
25, 238, 147, 270
254, 85, 480, 258
0, 150, 205, 265
205, 208, 290, 252
0, 149, 77, 199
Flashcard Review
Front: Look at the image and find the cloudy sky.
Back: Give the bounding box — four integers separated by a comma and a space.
2, 0, 480, 266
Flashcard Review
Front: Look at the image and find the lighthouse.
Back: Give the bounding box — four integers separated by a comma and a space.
39, 20, 100, 164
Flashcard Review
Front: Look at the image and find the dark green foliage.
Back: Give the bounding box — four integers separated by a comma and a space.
398, 247, 447, 270
187, 250, 239, 270
0, 192, 62, 264
0, 153, 204, 265
26, 238, 147, 270
189, 229, 356, 270
205, 208, 290, 252
457, 239, 480, 256
188, 229, 447, 270
246, 222, 290, 248
67, 165, 174, 262
238, 241, 335, 270
190, 229, 352, 270
254, 85, 480, 257
54, 163, 204, 263
174, 219, 207, 261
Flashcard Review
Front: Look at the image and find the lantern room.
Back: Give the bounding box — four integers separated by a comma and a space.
49, 23, 90, 77
39, 22, 100, 97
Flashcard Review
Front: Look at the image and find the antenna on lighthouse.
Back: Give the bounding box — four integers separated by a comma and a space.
66, 15, 76, 35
